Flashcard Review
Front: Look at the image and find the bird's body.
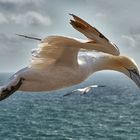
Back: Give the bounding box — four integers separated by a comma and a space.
0, 14, 140, 101
17, 65, 86, 92
7, 50, 139, 92
15, 33, 116, 92
11, 51, 96, 92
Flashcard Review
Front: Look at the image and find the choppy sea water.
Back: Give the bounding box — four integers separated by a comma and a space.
0, 72, 140, 140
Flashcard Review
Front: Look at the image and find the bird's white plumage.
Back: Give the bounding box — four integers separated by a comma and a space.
18, 51, 94, 91
0, 14, 139, 101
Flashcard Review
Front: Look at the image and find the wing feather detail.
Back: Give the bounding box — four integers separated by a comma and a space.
29, 36, 80, 70
70, 14, 120, 55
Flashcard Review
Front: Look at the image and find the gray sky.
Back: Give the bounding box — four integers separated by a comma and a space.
0, 0, 140, 72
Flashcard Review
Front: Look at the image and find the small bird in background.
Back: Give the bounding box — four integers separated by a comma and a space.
63, 85, 106, 96
0, 14, 140, 101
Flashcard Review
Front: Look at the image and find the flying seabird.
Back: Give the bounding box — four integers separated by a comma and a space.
0, 14, 139, 101
63, 85, 106, 96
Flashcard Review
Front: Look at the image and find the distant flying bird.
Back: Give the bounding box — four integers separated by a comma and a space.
63, 85, 106, 96
0, 14, 140, 101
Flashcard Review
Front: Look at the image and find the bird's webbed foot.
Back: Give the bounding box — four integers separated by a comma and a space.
0, 77, 24, 101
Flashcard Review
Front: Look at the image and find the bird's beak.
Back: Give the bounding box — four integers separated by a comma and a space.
129, 70, 140, 88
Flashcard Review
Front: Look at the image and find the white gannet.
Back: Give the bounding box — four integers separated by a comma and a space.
63, 85, 106, 96
0, 14, 139, 101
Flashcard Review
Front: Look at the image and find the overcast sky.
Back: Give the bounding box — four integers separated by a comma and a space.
0, 0, 140, 72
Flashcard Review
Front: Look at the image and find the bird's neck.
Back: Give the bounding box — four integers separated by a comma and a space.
90, 54, 122, 74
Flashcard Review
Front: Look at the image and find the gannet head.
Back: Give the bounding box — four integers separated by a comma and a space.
114, 56, 140, 88
97, 55, 140, 88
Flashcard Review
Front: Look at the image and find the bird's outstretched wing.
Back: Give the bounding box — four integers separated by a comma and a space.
16, 34, 41, 41
70, 14, 120, 55
29, 36, 80, 70
0, 78, 24, 101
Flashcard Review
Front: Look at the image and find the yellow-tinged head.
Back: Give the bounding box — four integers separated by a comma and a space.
100, 55, 140, 88
117, 56, 140, 88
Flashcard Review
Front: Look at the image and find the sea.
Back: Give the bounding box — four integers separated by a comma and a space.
0, 72, 140, 140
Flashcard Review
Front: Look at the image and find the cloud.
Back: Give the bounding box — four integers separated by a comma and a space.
0, 0, 40, 4
0, 33, 34, 72
95, 13, 106, 19
0, 13, 8, 24
121, 35, 135, 48
0, 33, 26, 52
0, 11, 52, 27
0, 0, 22, 2
11, 11, 52, 26
0, 0, 43, 11
0, 33, 37, 55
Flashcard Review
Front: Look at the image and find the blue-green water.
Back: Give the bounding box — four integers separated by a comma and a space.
0, 72, 140, 140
